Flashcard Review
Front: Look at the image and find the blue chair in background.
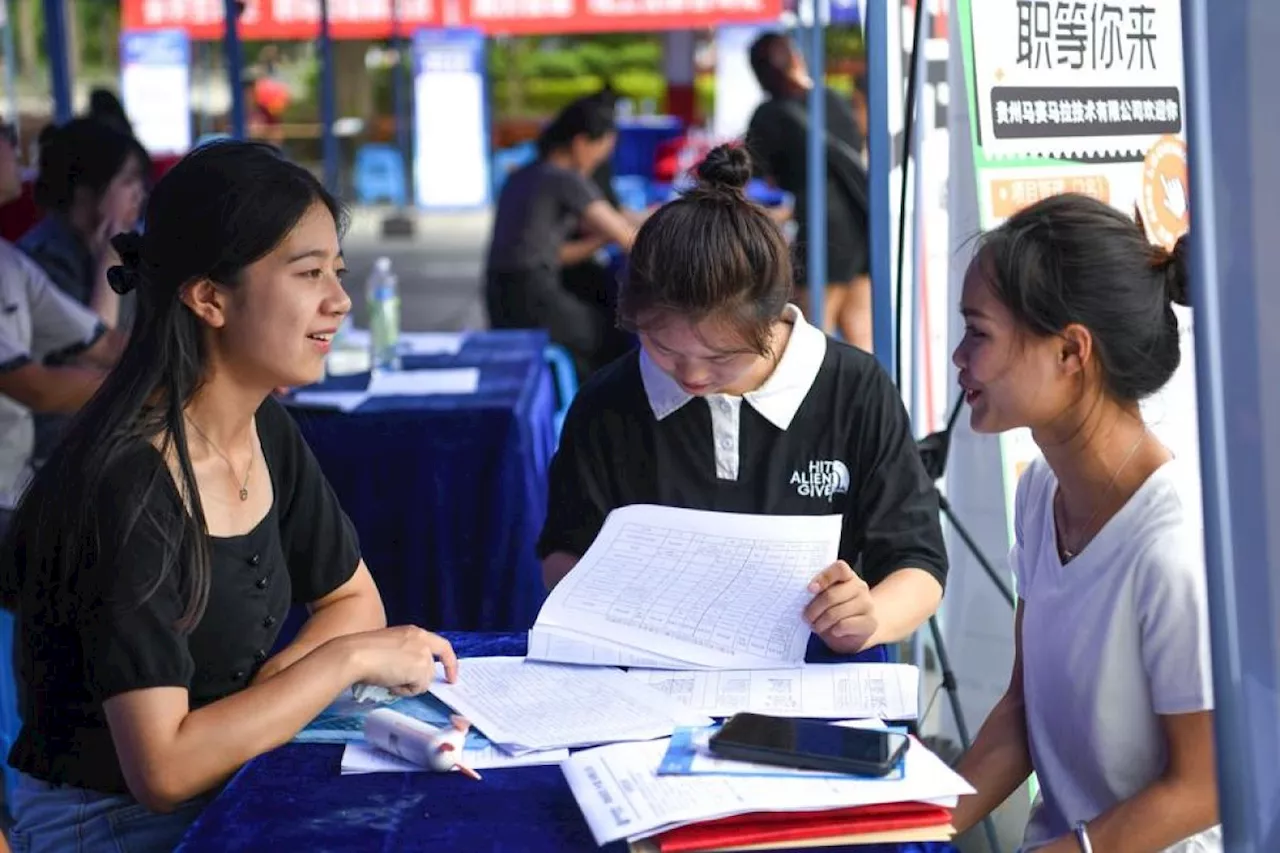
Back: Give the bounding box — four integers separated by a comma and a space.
611, 175, 650, 212
353, 144, 408, 206
543, 344, 578, 443
0, 609, 20, 812
492, 142, 538, 198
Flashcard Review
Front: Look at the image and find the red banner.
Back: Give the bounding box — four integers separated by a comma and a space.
121, 0, 781, 38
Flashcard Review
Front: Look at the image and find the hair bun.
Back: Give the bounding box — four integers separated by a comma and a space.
694, 144, 752, 194
1164, 233, 1190, 307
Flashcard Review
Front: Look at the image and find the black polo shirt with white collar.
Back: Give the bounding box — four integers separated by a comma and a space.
538, 307, 948, 591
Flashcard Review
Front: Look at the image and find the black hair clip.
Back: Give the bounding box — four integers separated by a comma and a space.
107, 232, 144, 295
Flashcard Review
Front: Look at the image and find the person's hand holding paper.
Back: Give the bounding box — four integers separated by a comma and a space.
805, 560, 879, 653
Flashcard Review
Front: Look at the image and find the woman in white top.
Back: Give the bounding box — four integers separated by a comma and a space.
949, 193, 1220, 852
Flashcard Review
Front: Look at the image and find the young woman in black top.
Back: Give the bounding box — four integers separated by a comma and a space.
486, 95, 638, 378
1, 141, 457, 852
745, 33, 872, 351
540, 144, 945, 659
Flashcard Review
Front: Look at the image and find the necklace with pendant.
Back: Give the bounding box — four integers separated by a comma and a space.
186, 417, 253, 501
1055, 429, 1147, 563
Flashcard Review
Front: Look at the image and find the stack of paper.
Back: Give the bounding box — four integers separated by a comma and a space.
627, 663, 920, 720
427, 657, 711, 754
561, 737, 974, 847
528, 505, 842, 670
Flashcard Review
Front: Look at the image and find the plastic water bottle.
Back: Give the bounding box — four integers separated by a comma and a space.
366, 257, 401, 372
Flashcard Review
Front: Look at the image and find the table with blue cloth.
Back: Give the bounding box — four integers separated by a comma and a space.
176, 632, 958, 853
284, 330, 556, 634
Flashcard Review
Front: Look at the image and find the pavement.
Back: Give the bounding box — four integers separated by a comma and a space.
340, 206, 493, 332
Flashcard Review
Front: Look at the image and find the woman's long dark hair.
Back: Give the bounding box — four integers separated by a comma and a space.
1, 141, 344, 631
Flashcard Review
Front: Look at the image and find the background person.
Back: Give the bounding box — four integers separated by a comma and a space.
485, 95, 638, 380
745, 32, 872, 351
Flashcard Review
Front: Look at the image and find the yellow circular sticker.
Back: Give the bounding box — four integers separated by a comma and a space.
1141, 135, 1190, 249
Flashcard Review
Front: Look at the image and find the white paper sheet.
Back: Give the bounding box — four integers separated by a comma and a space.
366, 368, 480, 396
628, 663, 920, 720
530, 505, 842, 670
562, 736, 974, 846
527, 624, 695, 670
290, 390, 369, 412
427, 657, 711, 754
401, 331, 467, 356
340, 741, 567, 774
331, 328, 467, 357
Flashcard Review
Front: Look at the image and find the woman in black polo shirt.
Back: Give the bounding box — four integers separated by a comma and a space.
539, 144, 946, 659
0, 141, 457, 852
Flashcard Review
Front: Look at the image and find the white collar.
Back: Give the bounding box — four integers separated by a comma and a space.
638, 304, 827, 430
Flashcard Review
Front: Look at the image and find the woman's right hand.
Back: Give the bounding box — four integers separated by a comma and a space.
333, 626, 459, 696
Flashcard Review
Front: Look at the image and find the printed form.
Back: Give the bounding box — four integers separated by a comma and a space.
628, 663, 921, 720
528, 505, 843, 670
427, 657, 710, 754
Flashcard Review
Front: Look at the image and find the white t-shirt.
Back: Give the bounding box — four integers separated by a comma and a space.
1013, 456, 1221, 853
0, 239, 103, 509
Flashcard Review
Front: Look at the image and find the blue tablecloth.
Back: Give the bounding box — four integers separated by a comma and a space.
285, 331, 556, 633
176, 632, 957, 853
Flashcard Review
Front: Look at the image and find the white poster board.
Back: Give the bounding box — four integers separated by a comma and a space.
120, 30, 192, 155
412, 28, 490, 211
956, 0, 1196, 533
713, 25, 769, 142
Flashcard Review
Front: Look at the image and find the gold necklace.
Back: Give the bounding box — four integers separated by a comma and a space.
1055, 429, 1147, 563
186, 417, 253, 502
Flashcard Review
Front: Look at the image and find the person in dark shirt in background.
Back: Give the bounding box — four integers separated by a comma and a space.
561, 87, 644, 372
485, 95, 638, 379
746, 32, 872, 352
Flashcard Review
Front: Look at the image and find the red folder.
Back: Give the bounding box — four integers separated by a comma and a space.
655, 802, 953, 853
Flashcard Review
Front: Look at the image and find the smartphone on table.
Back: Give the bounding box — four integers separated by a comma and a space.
708, 712, 910, 777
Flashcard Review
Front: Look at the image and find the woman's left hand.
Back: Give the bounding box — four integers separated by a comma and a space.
804, 560, 878, 651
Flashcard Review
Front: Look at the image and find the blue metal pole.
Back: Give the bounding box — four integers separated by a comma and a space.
908, 6, 927, 429
223, 0, 246, 138
804, 1, 826, 332
318, 0, 339, 192
42, 0, 72, 123
2, 0, 18, 129
864, 0, 894, 375
1182, 0, 1280, 849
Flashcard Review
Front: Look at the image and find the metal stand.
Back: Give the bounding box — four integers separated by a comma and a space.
917, 394, 1013, 853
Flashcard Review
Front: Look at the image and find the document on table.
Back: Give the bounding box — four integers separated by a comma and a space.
335, 329, 468, 357
401, 331, 467, 356
528, 505, 842, 670
527, 624, 695, 669
366, 367, 480, 396
628, 663, 920, 720
289, 390, 369, 412
427, 657, 712, 754
340, 740, 567, 775
562, 736, 975, 846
